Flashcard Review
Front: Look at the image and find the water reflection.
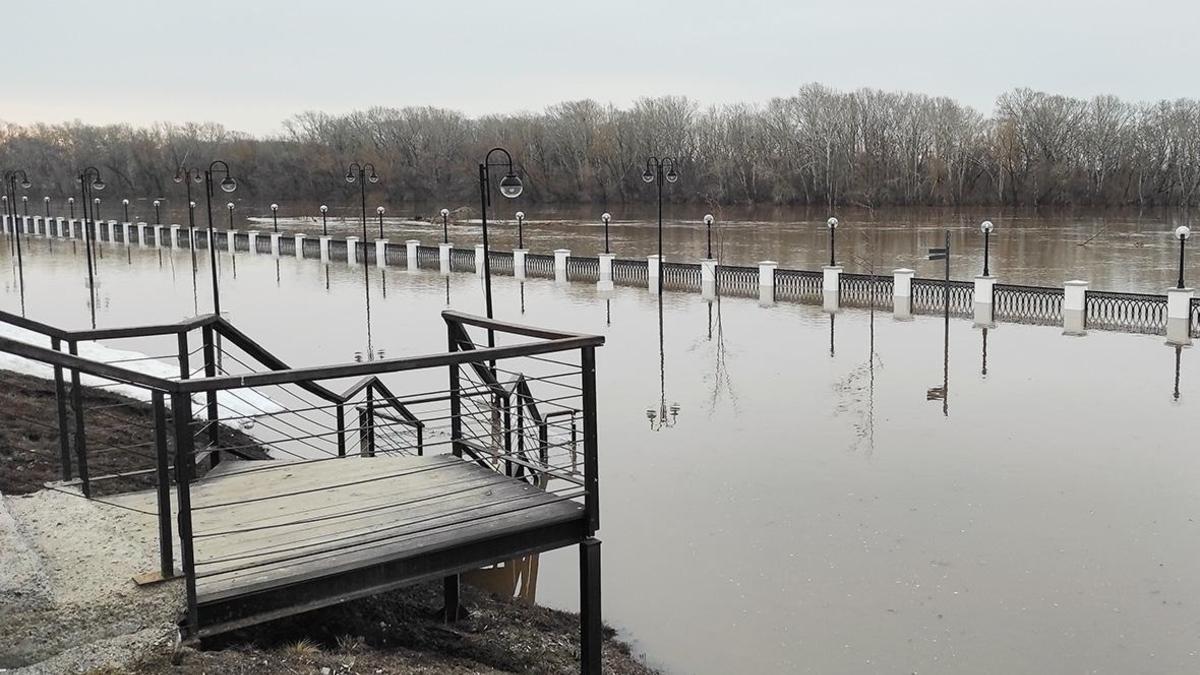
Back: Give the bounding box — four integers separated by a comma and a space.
926, 310, 950, 416
981, 326, 989, 377
645, 290, 680, 431
1173, 344, 1182, 401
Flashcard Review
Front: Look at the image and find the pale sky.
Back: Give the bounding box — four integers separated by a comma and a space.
6, 0, 1198, 136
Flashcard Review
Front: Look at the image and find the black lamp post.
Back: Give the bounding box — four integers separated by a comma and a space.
439, 208, 449, 243
153, 199, 161, 224
826, 217, 839, 266
227, 202, 235, 230
376, 206, 385, 238
68, 196, 75, 219
703, 214, 714, 259
981, 220, 994, 276
121, 198, 129, 222
3, 170, 31, 267
642, 156, 678, 305
477, 147, 524, 331
320, 204, 328, 235
270, 203, 279, 233
515, 210, 525, 249
173, 165, 204, 235
202, 161, 238, 315
43, 196, 50, 218
1177, 225, 1191, 289
21, 195, 28, 217
77, 167, 105, 312
601, 212, 611, 254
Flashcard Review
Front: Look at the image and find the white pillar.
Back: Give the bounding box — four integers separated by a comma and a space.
1063, 280, 1088, 336
1167, 287, 1194, 345
319, 236, 331, 262
598, 253, 615, 291
1, 214, 7, 234
170, 224, 181, 248
121, 221, 131, 244
823, 264, 842, 313
893, 268, 914, 320
56, 217, 65, 238
554, 249, 570, 283
513, 248, 528, 279
152, 224, 162, 246
758, 261, 778, 306
227, 229, 237, 253
135, 222, 146, 246
648, 254, 661, 291
22, 216, 31, 234
347, 237, 359, 264
375, 239, 388, 268
974, 275, 996, 327
440, 242, 454, 274
294, 233, 305, 259
247, 230, 259, 254
31, 216, 41, 235
270, 232, 282, 256
474, 244, 486, 274
405, 237, 420, 266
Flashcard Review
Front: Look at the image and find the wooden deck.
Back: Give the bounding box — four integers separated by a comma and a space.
114, 454, 588, 636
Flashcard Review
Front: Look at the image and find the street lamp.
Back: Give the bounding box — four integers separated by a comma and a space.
122, 198, 129, 222
201, 160, 238, 315
477, 147, 523, 328
320, 204, 328, 235
642, 156, 678, 304
439, 208, 449, 243
346, 162, 380, 341
515, 210, 525, 249
3, 170, 31, 266
173, 166, 204, 232
645, 402, 680, 431
980, 220, 994, 276
703, 214, 714, 259
77, 167, 104, 315
270, 203, 279, 233
68, 196, 75, 219
21, 195, 28, 217
376, 205, 385, 238
227, 202, 235, 230
826, 217, 839, 267
153, 199, 161, 224
601, 212, 611, 254
1176, 225, 1191, 289
43, 196, 50, 218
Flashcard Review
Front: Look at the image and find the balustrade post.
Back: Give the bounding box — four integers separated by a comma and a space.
346, 236, 358, 264
554, 249, 571, 283
247, 230, 259, 254
441, 242, 455, 274
201, 325, 220, 464
893, 268, 914, 320
137, 222, 147, 247
1063, 280, 1088, 336
170, 224, 181, 249
598, 253, 614, 291
270, 232, 282, 256
700, 258, 716, 299
152, 391, 174, 580
647, 254, 661, 291
294, 233, 306, 259
406, 239, 419, 270
68, 340, 90, 498
319, 235, 331, 262
376, 238, 389, 267
227, 229, 237, 254
474, 244, 486, 274
1166, 286, 1194, 345
51, 337, 72, 481
974, 274, 996, 327
171, 392, 200, 637
758, 261, 777, 306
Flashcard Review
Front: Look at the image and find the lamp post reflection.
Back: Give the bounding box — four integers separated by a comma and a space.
645, 283, 680, 431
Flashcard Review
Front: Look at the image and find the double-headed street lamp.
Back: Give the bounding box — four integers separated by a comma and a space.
173, 166, 204, 231
477, 148, 524, 327
439, 208, 449, 243
515, 211, 525, 249
981, 220, 995, 276
601, 212, 611, 254
77, 167, 105, 320
826, 217, 839, 266
642, 156, 678, 303
320, 204, 328, 235
1176, 225, 1191, 289
3, 170, 31, 265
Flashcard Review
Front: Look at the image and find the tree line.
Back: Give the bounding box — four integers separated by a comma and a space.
2, 83, 1199, 208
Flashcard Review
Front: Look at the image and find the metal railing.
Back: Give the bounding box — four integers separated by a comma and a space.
911, 277, 973, 316
994, 283, 1064, 325
1085, 290, 1167, 334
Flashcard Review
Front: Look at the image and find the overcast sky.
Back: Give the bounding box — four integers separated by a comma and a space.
6, 0, 1198, 136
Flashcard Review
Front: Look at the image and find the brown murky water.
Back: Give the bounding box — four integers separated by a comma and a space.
2, 215, 1197, 674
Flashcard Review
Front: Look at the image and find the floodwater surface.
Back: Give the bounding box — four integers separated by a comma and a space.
1, 235, 1197, 675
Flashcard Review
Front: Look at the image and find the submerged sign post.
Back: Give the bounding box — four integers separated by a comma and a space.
926, 230, 950, 415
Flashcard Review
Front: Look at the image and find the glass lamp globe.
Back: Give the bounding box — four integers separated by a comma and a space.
827, 217, 839, 229
440, 208, 449, 217
153, 200, 160, 207
22, 196, 28, 202
320, 205, 328, 213
20, 179, 31, 189
122, 198, 129, 205
665, 168, 679, 183
220, 176, 237, 193
189, 201, 196, 208
173, 172, 184, 184
498, 173, 523, 199
226, 202, 234, 210
270, 203, 278, 211
981, 220, 994, 234
641, 169, 654, 183
368, 173, 379, 184
1177, 225, 1192, 241
515, 211, 525, 221
93, 198, 100, 205
602, 212, 611, 223
44, 196, 50, 202
703, 214, 714, 225
345, 171, 356, 184
645, 408, 656, 420
193, 173, 203, 184
68, 197, 74, 204
377, 206, 385, 214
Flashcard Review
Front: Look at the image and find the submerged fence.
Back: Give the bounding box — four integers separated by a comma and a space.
2, 214, 1197, 338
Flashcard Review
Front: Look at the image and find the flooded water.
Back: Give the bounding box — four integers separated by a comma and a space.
111, 201, 1194, 293
2, 231, 1198, 674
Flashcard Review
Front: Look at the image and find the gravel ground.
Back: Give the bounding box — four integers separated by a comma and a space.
0, 489, 181, 672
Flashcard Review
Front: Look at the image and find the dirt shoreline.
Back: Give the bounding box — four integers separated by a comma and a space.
0, 369, 658, 674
